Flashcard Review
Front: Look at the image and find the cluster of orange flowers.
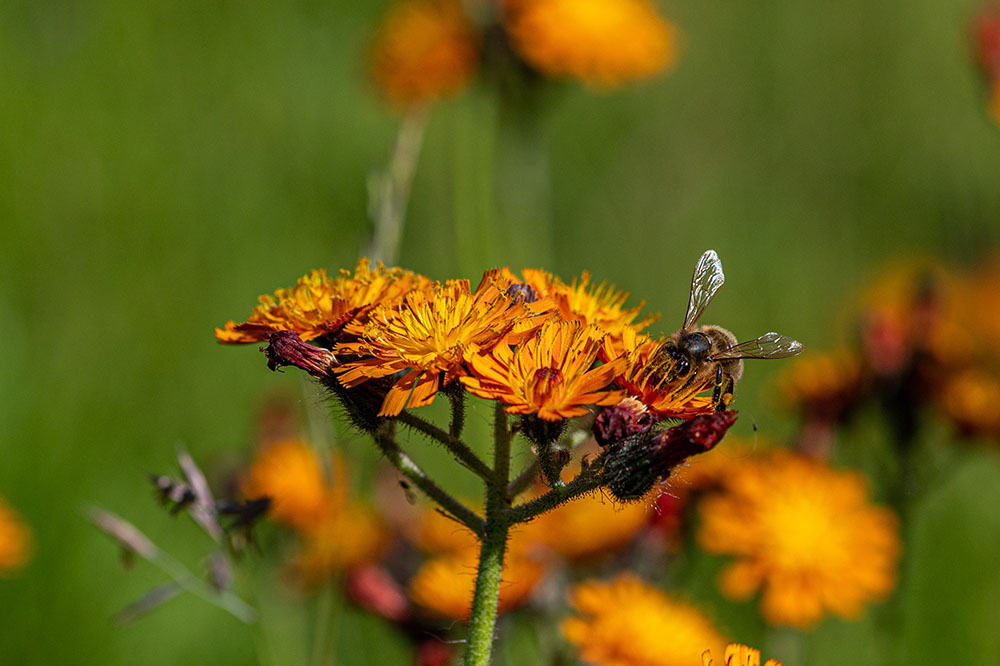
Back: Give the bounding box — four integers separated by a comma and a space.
975, 5, 1000, 125
217, 259, 716, 424
369, 0, 678, 104
780, 256, 1000, 449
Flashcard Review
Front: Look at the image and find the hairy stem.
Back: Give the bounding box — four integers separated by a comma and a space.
372, 429, 485, 535
505, 459, 540, 502
504, 471, 603, 524
395, 411, 493, 481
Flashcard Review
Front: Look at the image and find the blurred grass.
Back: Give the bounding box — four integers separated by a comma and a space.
1, 0, 999, 664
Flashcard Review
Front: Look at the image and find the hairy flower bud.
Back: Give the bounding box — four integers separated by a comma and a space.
602, 411, 738, 502
593, 397, 658, 447
263, 331, 339, 377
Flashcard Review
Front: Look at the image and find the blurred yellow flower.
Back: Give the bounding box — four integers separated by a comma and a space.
940, 368, 1000, 438
0, 496, 32, 574
241, 439, 335, 532
408, 547, 545, 621
504, 0, 678, 87
697, 451, 900, 629
562, 573, 727, 666
462, 320, 627, 421
371, 0, 480, 105
703, 644, 783, 666
216, 259, 426, 344
777, 348, 864, 412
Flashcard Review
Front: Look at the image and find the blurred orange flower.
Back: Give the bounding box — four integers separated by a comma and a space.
241, 439, 335, 532
698, 451, 900, 628
562, 573, 727, 666
294, 503, 388, 583
371, 0, 480, 105
0, 496, 32, 574
504, 0, 678, 87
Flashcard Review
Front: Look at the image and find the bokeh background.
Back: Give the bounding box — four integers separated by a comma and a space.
2, 0, 1000, 664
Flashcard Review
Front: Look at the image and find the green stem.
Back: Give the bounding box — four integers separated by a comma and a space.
395, 411, 493, 481
504, 471, 603, 524
372, 429, 485, 534
464, 403, 514, 666
446, 385, 467, 438
505, 459, 540, 501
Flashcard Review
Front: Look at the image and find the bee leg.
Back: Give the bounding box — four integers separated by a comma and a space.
712, 365, 725, 411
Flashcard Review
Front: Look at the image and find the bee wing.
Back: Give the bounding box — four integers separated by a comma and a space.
712, 331, 804, 360
683, 250, 726, 330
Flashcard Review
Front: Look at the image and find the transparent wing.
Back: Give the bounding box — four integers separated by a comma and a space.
712, 331, 804, 360
683, 249, 726, 330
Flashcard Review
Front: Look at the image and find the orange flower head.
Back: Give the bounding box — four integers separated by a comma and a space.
504, 0, 678, 87
776, 348, 865, 413
241, 439, 336, 532
461, 320, 627, 421
703, 644, 783, 666
940, 368, 1000, 438
216, 259, 427, 344
0, 496, 33, 574
371, 0, 480, 105
697, 451, 900, 629
605, 326, 715, 419
562, 573, 727, 666
408, 547, 545, 621
336, 278, 550, 416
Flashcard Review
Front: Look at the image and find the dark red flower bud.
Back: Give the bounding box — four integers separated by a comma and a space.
593, 397, 658, 447
344, 564, 410, 623
602, 411, 738, 502
262, 331, 339, 377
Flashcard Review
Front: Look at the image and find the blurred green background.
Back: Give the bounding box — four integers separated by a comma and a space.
2, 0, 999, 664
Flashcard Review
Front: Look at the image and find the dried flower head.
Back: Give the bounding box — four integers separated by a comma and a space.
504, 0, 678, 87
371, 0, 480, 105
563, 573, 726, 666
698, 451, 900, 628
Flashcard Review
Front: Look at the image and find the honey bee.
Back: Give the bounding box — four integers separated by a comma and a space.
658, 250, 803, 411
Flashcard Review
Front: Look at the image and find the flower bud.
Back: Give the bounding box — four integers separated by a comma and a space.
602, 411, 738, 502
262, 331, 338, 377
593, 397, 658, 447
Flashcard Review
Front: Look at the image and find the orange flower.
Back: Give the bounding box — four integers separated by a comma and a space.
504, 0, 678, 87
216, 259, 426, 344
990, 81, 1000, 126
241, 439, 336, 532
370, 0, 480, 105
294, 502, 388, 584
605, 326, 715, 419
698, 451, 900, 628
940, 368, 1000, 437
0, 496, 32, 574
462, 320, 627, 421
776, 348, 864, 412
703, 644, 783, 666
336, 277, 546, 416
562, 573, 727, 666
407, 547, 545, 621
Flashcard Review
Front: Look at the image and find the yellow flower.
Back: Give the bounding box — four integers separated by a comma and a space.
605, 326, 715, 419
241, 439, 336, 532
504, 0, 678, 87
336, 277, 545, 416
0, 496, 32, 574
562, 573, 727, 666
294, 501, 388, 584
702, 644, 783, 666
519, 488, 652, 560
697, 451, 900, 629
216, 259, 426, 344
370, 0, 480, 105
408, 546, 545, 621
462, 320, 627, 421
